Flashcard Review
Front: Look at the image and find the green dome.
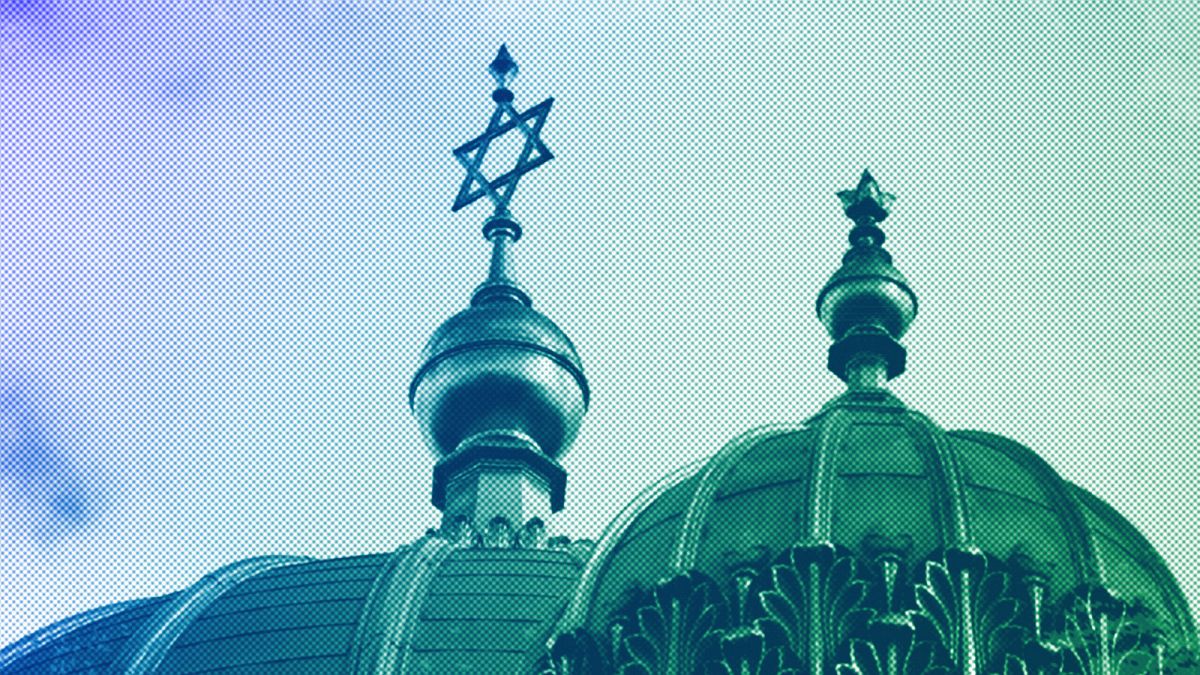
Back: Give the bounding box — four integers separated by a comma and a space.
548, 389, 1200, 674
0, 526, 593, 675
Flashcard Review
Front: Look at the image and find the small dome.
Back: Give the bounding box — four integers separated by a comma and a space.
552, 390, 1200, 673
409, 300, 588, 460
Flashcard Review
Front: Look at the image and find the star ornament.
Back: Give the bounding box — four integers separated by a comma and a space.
837, 169, 896, 222
452, 97, 554, 213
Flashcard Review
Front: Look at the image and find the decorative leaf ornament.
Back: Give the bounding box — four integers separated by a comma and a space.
541, 541, 1195, 675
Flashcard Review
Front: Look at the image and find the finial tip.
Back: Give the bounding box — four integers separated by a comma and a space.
489, 44, 519, 87
837, 169, 895, 223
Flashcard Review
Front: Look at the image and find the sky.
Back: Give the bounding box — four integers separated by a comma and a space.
0, 0, 1198, 649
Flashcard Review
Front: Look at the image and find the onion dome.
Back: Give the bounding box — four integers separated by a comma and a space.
540, 172, 1200, 675
410, 46, 589, 535
409, 216, 588, 465
0, 46, 597, 675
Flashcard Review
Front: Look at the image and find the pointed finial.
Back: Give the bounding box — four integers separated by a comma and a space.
837, 169, 896, 225
834, 169, 896, 250
450, 46, 557, 306
451, 46, 555, 215
817, 169, 917, 386
489, 44, 519, 88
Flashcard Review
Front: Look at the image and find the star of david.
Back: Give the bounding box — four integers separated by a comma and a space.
837, 169, 895, 223
452, 97, 554, 213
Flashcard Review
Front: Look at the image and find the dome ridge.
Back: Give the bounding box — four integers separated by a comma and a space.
0, 598, 155, 671
948, 429, 1100, 582
107, 555, 312, 674
348, 537, 453, 674
672, 423, 809, 575
559, 456, 710, 632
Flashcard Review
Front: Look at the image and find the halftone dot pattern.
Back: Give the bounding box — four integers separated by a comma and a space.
0, 0, 1197, 669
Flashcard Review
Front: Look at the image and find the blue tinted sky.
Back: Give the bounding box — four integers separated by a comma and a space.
1, 0, 1198, 646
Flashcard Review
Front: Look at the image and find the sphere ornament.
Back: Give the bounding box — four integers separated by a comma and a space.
408, 299, 589, 461
816, 254, 917, 343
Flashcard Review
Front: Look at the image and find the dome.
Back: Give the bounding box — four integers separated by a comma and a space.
409, 270, 589, 463
536, 171, 1200, 675
547, 388, 1200, 673
0, 525, 594, 675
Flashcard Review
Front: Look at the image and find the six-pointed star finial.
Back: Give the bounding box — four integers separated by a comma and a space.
836, 169, 896, 224
452, 45, 554, 215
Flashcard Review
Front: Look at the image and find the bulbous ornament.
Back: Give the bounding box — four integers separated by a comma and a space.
410, 300, 588, 461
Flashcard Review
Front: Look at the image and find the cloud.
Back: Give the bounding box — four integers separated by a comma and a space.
0, 377, 99, 540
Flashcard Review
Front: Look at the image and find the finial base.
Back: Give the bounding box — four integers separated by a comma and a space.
432, 430, 568, 534
472, 214, 530, 306
483, 214, 522, 241
471, 279, 532, 306
827, 329, 907, 382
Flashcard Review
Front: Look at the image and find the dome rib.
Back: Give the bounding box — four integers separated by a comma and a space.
950, 429, 1100, 583
672, 424, 805, 574
906, 411, 971, 547
559, 457, 707, 631
106, 555, 311, 675
803, 395, 973, 549
0, 598, 156, 672
806, 407, 851, 543
348, 537, 453, 674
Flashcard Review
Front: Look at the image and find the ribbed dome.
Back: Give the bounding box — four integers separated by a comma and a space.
548, 388, 1200, 674
0, 526, 593, 675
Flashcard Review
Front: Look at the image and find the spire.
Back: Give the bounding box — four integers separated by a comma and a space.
451, 44, 556, 307
817, 170, 918, 388
411, 47, 588, 536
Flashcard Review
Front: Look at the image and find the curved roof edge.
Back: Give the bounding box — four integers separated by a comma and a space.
347, 538, 451, 675
953, 428, 1199, 651
556, 455, 709, 633
105, 554, 312, 675
0, 597, 155, 670
1068, 484, 1200, 651
949, 428, 1101, 580
672, 423, 808, 573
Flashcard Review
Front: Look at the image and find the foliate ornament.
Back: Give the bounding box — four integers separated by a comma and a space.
912, 547, 1025, 673
428, 515, 591, 556
838, 535, 949, 675
520, 518, 550, 549
484, 515, 516, 548
838, 621, 948, 675
611, 572, 729, 675
434, 515, 476, 547
702, 627, 802, 675
538, 628, 612, 675
1008, 553, 1068, 674
1057, 586, 1164, 674
537, 542, 1199, 675
754, 541, 873, 671
1161, 648, 1200, 674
